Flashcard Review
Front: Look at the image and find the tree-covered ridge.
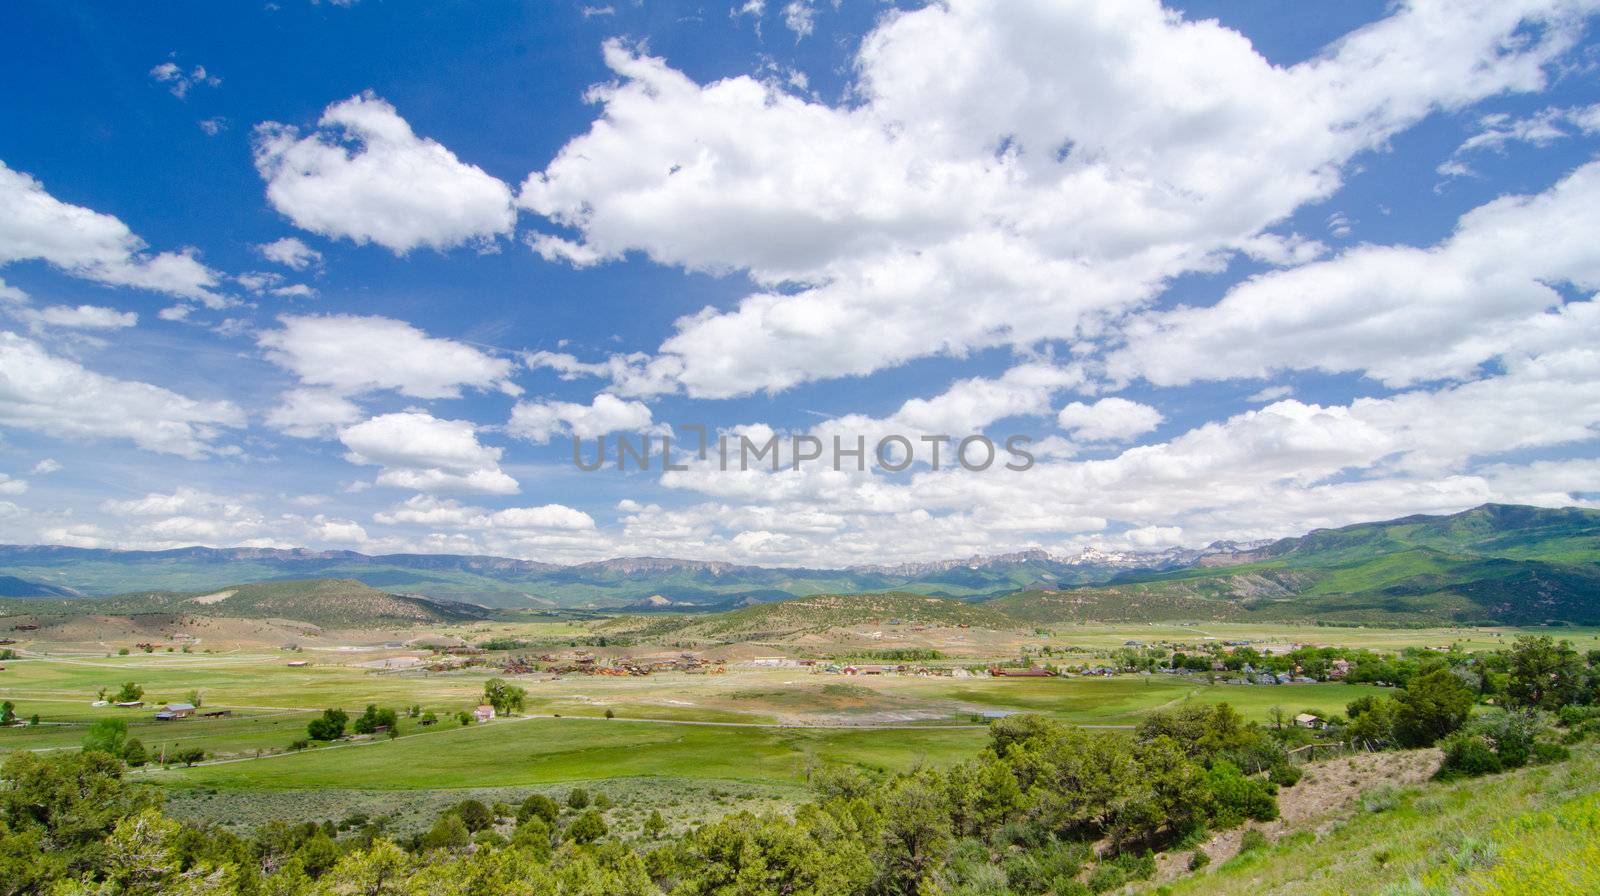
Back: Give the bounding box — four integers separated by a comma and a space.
0, 579, 490, 627
1000, 504, 1600, 626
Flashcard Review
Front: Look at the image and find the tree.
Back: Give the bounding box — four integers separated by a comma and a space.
82, 718, 129, 756
307, 708, 349, 741
452, 799, 495, 832
0, 749, 160, 868
1507, 636, 1584, 710
419, 813, 471, 852
1346, 695, 1402, 750
174, 747, 205, 767
567, 788, 591, 810
482, 678, 526, 715
352, 704, 398, 735
564, 809, 607, 843
875, 775, 952, 894
1, 700, 15, 726
113, 682, 144, 703
518, 793, 560, 826
296, 829, 342, 877
186, 689, 203, 708
1395, 667, 1475, 747
643, 809, 667, 839
121, 738, 148, 768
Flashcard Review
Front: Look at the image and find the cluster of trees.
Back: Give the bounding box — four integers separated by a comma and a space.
1292, 636, 1597, 779
2, 704, 1294, 896
483, 678, 527, 715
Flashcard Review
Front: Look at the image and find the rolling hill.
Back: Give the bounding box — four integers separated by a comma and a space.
993, 504, 1600, 625
0, 578, 491, 628
609, 591, 1013, 642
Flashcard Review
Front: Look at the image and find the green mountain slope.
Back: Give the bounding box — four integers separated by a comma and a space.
996, 504, 1600, 625
0, 578, 491, 627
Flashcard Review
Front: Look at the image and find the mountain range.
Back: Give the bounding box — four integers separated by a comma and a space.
0, 504, 1596, 625
0, 538, 1250, 609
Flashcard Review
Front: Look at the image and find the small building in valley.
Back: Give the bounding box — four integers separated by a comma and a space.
474, 704, 496, 722
1295, 713, 1327, 730
156, 703, 196, 721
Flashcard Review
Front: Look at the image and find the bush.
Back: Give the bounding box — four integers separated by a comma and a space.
566, 788, 591, 810
1437, 733, 1503, 780
1188, 850, 1211, 871
564, 809, 607, 843
1268, 763, 1302, 788
288, 738, 309, 751
1003, 840, 1090, 894
419, 813, 470, 852
452, 799, 495, 832
1085, 851, 1154, 893
1531, 741, 1571, 765
121, 738, 147, 767
519, 794, 560, 825
1237, 829, 1269, 855
1360, 784, 1403, 813
1203, 760, 1278, 827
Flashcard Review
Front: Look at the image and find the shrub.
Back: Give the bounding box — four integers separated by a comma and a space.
1202, 760, 1278, 827
519, 794, 560, 825
567, 788, 591, 810
1188, 850, 1211, 871
121, 738, 147, 767
1361, 784, 1403, 813
452, 799, 494, 832
1268, 763, 1302, 788
1532, 741, 1571, 765
1085, 851, 1154, 893
564, 809, 607, 843
419, 813, 470, 852
1237, 829, 1269, 855
1003, 840, 1090, 894
1437, 733, 1504, 780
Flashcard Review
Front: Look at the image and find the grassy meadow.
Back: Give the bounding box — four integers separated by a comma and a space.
5, 619, 1591, 842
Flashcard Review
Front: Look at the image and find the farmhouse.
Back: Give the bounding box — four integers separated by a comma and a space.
474, 704, 496, 722
1295, 713, 1328, 730
155, 703, 196, 721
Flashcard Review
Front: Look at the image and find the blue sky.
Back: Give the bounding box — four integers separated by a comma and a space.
1, 0, 1598, 566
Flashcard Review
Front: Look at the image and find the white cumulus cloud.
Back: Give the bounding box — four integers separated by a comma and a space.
340, 411, 519, 495
253, 92, 515, 253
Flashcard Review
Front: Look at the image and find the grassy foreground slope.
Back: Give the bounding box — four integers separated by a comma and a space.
995, 505, 1600, 626
1169, 746, 1600, 896
0, 578, 490, 627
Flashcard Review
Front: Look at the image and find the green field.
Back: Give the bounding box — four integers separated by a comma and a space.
4, 619, 1580, 848
148, 717, 988, 790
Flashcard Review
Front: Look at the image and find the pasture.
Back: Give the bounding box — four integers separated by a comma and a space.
3, 620, 1577, 833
